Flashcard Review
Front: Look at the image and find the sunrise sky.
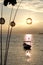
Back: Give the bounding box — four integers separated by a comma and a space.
0, 0, 43, 33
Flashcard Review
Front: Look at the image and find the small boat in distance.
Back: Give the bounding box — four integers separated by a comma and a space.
23, 34, 32, 58
23, 34, 32, 51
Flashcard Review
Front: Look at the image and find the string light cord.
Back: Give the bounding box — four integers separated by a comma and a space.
4, 0, 23, 65
4, 27, 12, 65
13, 0, 22, 21
4, 6, 13, 65
0, 3, 3, 65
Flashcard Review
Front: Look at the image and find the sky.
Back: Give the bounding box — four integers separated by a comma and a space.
0, 0, 43, 34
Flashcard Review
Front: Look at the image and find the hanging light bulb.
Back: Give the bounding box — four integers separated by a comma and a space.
0, 17, 5, 24
10, 21, 16, 27
26, 18, 32, 24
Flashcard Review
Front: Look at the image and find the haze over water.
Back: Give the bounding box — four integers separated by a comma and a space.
0, 34, 43, 65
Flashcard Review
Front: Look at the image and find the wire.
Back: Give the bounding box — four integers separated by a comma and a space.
0, 3, 3, 65
0, 25, 2, 65
4, 0, 23, 65
6, 0, 23, 54
4, 27, 12, 65
6, 6, 13, 47
1, 3, 3, 18
4, 6, 13, 65
13, 0, 22, 21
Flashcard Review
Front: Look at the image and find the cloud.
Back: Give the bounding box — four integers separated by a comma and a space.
6, 0, 43, 13
0, 0, 4, 3
0, 0, 43, 12
21, 0, 43, 12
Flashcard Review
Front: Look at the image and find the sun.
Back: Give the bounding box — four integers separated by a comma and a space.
26, 18, 32, 24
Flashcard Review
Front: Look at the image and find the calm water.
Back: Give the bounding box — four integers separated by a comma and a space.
0, 34, 43, 65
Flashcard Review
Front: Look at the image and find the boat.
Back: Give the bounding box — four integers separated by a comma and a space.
23, 34, 32, 50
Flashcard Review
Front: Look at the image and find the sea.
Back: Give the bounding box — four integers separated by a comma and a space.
0, 34, 43, 65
